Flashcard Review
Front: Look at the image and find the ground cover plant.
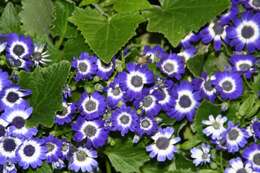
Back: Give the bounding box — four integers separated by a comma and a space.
0, 0, 259, 172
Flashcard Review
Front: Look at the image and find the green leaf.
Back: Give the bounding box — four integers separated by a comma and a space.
143, 0, 230, 47
105, 141, 150, 173
114, 0, 152, 13
20, 0, 54, 35
187, 54, 205, 77
69, 8, 144, 63
79, 0, 98, 6
193, 101, 220, 137
0, 2, 20, 33
52, 0, 76, 38
28, 163, 52, 173
239, 94, 257, 116
18, 61, 71, 128
172, 154, 196, 171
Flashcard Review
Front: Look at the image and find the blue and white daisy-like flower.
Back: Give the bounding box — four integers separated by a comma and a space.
110, 105, 138, 136
0, 136, 22, 164
222, 121, 249, 153
242, 0, 260, 10
192, 72, 217, 102
200, 21, 227, 51
0, 70, 11, 92
118, 63, 154, 101
78, 91, 106, 120
0, 118, 8, 137
30, 44, 50, 67
68, 147, 98, 173
60, 140, 71, 160
17, 138, 46, 169
71, 52, 97, 81
96, 58, 115, 80
226, 12, 260, 53
252, 121, 260, 139
106, 77, 124, 109
202, 114, 227, 140
181, 32, 200, 49
55, 102, 76, 125
0, 86, 31, 109
136, 116, 158, 136
230, 54, 256, 79
157, 54, 185, 80
134, 89, 161, 117
72, 117, 108, 148
177, 47, 197, 62
0, 34, 7, 53
224, 157, 256, 173
2, 104, 32, 129
169, 81, 201, 122
212, 71, 243, 100
146, 127, 181, 162
7, 125, 37, 139
243, 144, 260, 172
219, 3, 238, 25
143, 45, 166, 63
1, 161, 17, 173
43, 135, 62, 163
190, 143, 211, 166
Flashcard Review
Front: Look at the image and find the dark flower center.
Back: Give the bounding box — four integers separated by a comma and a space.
213, 23, 224, 35
13, 59, 22, 67
253, 153, 260, 165
0, 125, 5, 137
84, 100, 97, 112
62, 143, 69, 152
202, 153, 209, 160
163, 63, 174, 73
131, 75, 143, 87
238, 63, 251, 71
142, 96, 153, 108
253, 0, 260, 7
119, 114, 130, 124
46, 142, 55, 153
112, 87, 121, 96
13, 45, 25, 56
179, 95, 192, 108
241, 26, 255, 39
76, 150, 87, 162
23, 144, 35, 157
141, 119, 151, 128
3, 138, 16, 152
12, 117, 25, 129
222, 81, 233, 91
228, 129, 239, 140
237, 168, 247, 173
155, 137, 170, 150
203, 80, 214, 91
212, 121, 220, 129
31, 52, 42, 61
84, 125, 97, 138
78, 62, 88, 72
6, 92, 19, 103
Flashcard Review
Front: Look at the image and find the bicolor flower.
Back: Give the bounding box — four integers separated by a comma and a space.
243, 144, 260, 172
55, 102, 76, 125
136, 116, 158, 136
43, 135, 62, 163
96, 58, 115, 80
0, 136, 22, 164
190, 143, 211, 166
30, 44, 50, 67
224, 157, 256, 173
0, 70, 11, 92
143, 45, 166, 63
106, 77, 124, 109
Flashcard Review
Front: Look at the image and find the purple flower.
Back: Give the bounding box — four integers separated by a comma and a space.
143, 45, 166, 63
55, 102, 76, 125
7, 125, 37, 139
0, 136, 22, 164
106, 77, 124, 109
190, 143, 211, 166
0, 70, 11, 92
219, 3, 238, 25
252, 121, 260, 139
224, 157, 255, 173
96, 58, 115, 80
136, 116, 158, 136
181, 32, 200, 49
43, 135, 62, 163
243, 144, 260, 172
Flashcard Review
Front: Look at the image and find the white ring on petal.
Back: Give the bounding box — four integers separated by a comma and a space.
96, 59, 113, 72
18, 140, 42, 164
175, 90, 196, 113
218, 77, 236, 94
236, 21, 260, 44
82, 97, 99, 114
126, 71, 147, 92
9, 41, 29, 59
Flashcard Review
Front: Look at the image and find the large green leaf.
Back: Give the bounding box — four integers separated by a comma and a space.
28, 163, 52, 173
0, 2, 20, 33
69, 8, 144, 63
114, 0, 152, 13
187, 54, 205, 77
19, 61, 70, 127
20, 0, 54, 35
105, 141, 150, 173
143, 0, 230, 47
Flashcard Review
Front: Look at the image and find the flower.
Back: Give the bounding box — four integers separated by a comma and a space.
71, 52, 97, 81
242, 0, 260, 10
219, 3, 239, 25
72, 117, 108, 148
7, 125, 37, 139
222, 121, 249, 153
190, 143, 211, 166
224, 157, 256, 173
68, 147, 98, 173
17, 138, 46, 169
202, 114, 227, 140
55, 102, 76, 125
143, 45, 166, 63
230, 54, 256, 78
181, 32, 200, 49
169, 81, 201, 122
157, 54, 185, 80
0, 118, 9, 137
136, 116, 158, 136
212, 71, 243, 100
78, 91, 106, 120
60, 140, 71, 160
0, 136, 22, 164
192, 72, 217, 102
118, 63, 154, 101
1, 161, 17, 173
146, 127, 181, 162
30, 44, 50, 67
177, 47, 197, 62
0, 70, 11, 92
106, 77, 124, 109
243, 144, 260, 172
226, 12, 260, 53
110, 105, 138, 136
200, 21, 227, 51
0, 34, 7, 53
96, 58, 115, 80
43, 135, 62, 163
252, 121, 260, 139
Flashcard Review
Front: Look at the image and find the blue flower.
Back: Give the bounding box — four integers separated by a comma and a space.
180, 32, 200, 49
0, 70, 12, 92
252, 121, 260, 139
55, 102, 76, 125
143, 45, 166, 63
242, 0, 260, 11
0, 136, 22, 164
96, 58, 115, 80
0, 118, 9, 137
224, 157, 256, 173
243, 144, 260, 172
106, 77, 124, 109
43, 135, 62, 163
190, 143, 211, 166
0, 34, 7, 53
7, 125, 37, 139
219, 3, 239, 25
136, 116, 158, 136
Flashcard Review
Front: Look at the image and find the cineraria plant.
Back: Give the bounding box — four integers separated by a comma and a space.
0, 0, 259, 173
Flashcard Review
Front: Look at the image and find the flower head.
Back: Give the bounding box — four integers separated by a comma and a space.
243, 144, 260, 172
224, 157, 256, 173
0, 136, 22, 164
43, 135, 62, 163
55, 102, 76, 125
191, 143, 211, 166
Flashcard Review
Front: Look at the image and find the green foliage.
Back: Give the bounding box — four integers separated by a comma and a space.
114, 0, 152, 13
0, 2, 20, 33
27, 163, 52, 173
18, 61, 71, 128
187, 54, 205, 77
143, 0, 230, 47
20, 0, 54, 36
69, 7, 144, 63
